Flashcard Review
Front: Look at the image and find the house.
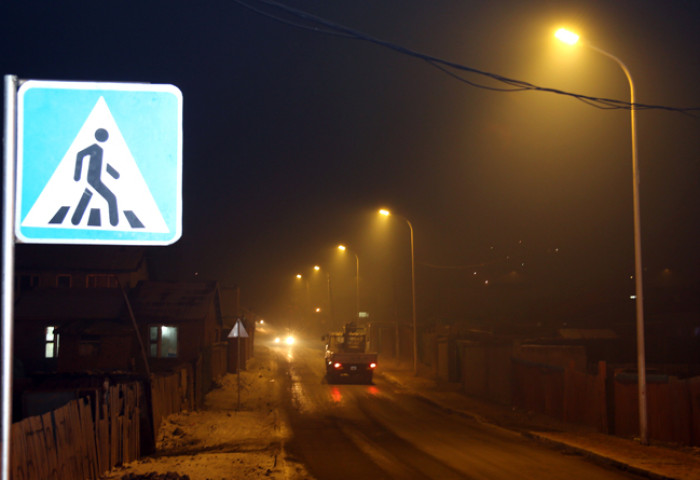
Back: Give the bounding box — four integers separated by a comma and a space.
14, 245, 150, 375
127, 280, 245, 407
14, 287, 132, 373
13, 244, 248, 420
129, 280, 231, 371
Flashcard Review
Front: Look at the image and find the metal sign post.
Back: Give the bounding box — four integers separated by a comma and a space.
2, 74, 18, 480
228, 319, 249, 411
2, 76, 183, 479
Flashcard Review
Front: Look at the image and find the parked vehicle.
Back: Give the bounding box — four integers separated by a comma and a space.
323, 322, 377, 384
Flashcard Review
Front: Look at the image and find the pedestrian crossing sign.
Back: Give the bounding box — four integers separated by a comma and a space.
15, 80, 183, 245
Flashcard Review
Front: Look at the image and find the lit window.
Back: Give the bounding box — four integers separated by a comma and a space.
149, 325, 178, 358
45, 326, 59, 358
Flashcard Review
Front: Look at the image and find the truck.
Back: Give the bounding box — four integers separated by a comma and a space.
324, 322, 377, 384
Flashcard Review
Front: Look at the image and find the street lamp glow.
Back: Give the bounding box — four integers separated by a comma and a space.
337, 244, 346, 251
378, 208, 390, 216
555, 28, 579, 45
296, 274, 302, 279
314, 265, 320, 271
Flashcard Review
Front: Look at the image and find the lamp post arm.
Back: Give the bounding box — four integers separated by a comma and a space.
404, 218, 418, 375
587, 44, 635, 101
354, 252, 360, 320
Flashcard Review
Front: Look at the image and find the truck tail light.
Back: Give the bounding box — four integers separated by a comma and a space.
369, 362, 377, 369
333, 362, 342, 369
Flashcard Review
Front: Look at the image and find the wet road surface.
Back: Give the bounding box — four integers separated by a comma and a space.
276, 343, 645, 480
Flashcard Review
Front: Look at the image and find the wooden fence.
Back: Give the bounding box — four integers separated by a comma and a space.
614, 373, 700, 445
10, 342, 244, 479
150, 366, 193, 441
563, 362, 608, 432
10, 382, 141, 480
511, 357, 700, 445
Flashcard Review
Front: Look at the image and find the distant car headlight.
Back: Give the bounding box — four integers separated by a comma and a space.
285, 335, 295, 345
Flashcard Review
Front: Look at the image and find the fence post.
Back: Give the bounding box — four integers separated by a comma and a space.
598, 361, 608, 433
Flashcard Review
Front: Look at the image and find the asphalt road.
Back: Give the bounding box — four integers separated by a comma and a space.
274, 340, 645, 480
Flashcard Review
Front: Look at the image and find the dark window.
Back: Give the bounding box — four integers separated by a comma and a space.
78, 336, 100, 357
56, 274, 72, 288
86, 274, 118, 288
17, 275, 39, 290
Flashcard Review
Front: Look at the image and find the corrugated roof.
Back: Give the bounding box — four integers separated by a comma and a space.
130, 281, 219, 321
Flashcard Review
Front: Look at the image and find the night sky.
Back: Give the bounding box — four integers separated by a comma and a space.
2, 0, 699, 332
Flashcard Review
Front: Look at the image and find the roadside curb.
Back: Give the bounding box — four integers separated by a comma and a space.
377, 370, 671, 480
521, 431, 676, 480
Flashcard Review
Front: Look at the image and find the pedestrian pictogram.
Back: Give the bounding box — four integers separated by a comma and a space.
16, 80, 182, 245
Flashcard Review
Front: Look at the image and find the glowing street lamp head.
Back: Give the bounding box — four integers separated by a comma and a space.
337, 245, 346, 252
555, 28, 580, 45
314, 265, 320, 271
296, 274, 302, 279
378, 208, 391, 217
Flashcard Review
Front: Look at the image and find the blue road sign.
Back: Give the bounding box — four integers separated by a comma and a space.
16, 80, 182, 245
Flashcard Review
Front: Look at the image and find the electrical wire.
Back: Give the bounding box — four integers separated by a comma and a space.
231, 0, 700, 116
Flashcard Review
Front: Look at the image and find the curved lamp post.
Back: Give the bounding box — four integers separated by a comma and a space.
379, 209, 418, 375
337, 244, 360, 321
555, 28, 647, 444
312, 264, 334, 330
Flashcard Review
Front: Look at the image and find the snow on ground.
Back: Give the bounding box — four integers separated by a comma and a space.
103, 345, 313, 480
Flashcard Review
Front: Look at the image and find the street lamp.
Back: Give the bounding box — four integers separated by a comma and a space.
293, 273, 309, 331
312, 264, 334, 330
379, 208, 418, 375
555, 27, 648, 444
337, 244, 360, 322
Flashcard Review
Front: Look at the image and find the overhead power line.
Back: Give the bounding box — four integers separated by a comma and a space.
232, 0, 700, 116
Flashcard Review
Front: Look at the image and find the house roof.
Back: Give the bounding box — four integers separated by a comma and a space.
130, 281, 220, 322
16, 245, 146, 272
558, 328, 618, 340
14, 288, 126, 320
